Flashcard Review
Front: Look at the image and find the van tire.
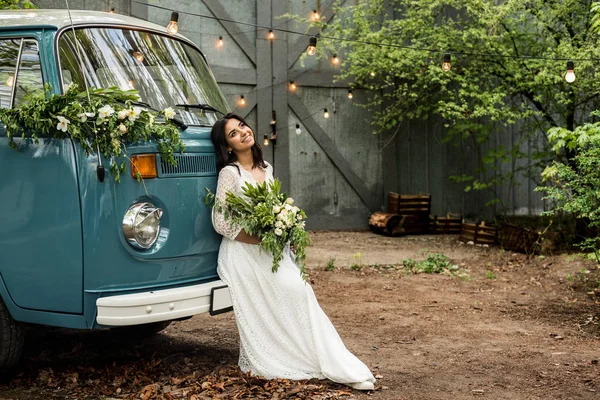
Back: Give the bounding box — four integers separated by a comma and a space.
0, 298, 24, 373
111, 321, 171, 337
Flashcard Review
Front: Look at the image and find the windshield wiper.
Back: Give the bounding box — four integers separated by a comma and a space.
175, 103, 225, 115
129, 100, 188, 131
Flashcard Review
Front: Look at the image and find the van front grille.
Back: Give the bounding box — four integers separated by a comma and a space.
159, 153, 217, 177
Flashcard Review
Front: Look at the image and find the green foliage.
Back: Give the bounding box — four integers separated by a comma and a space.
289, 0, 600, 210
205, 179, 311, 279
537, 116, 600, 259
485, 270, 497, 280
350, 252, 363, 271
0, 84, 183, 182
402, 253, 468, 278
325, 257, 337, 271
0, 0, 36, 9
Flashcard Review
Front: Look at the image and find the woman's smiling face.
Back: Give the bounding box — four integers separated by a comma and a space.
224, 117, 255, 153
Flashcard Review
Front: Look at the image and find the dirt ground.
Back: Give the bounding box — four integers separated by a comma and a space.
1, 231, 599, 399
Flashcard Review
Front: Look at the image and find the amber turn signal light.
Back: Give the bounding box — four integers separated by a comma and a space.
130, 154, 158, 179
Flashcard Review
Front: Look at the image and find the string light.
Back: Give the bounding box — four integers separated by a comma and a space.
109, 7, 115, 13
166, 12, 179, 35
295, 123, 302, 134
217, 35, 224, 48
133, 1, 600, 69
312, 9, 320, 21
6, 76, 14, 87
263, 134, 269, 146
323, 108, 330, 118
370, 71, 375, 77
307, 36, 317, 56
289, 80, 297, 90
565, 60, 575, 83
442, 52, 451, 72
348, 89, 353, 99
239, 95, 246, 106
332, 54, 339, 65
268, 29, 275, 40
132, 51, 144, 63
128, 79, 134, 89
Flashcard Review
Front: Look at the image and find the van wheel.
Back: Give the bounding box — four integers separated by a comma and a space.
111, 321, 171, 337
0, 298, 24, 373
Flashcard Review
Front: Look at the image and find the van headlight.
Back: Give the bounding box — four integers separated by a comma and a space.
122, 202, 163, 249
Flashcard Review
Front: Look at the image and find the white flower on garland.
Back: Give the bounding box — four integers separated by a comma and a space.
77, 112, 94, 122
163, 107, 176, 120
118, 124, 127, 134
56, 116, 70, 132
98, 105, 115, 118
148, 113, 155, 126
117, 109, 129, 120
128, 107, 142, 122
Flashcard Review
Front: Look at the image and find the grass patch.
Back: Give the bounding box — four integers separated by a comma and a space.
325, 257, 336, 271
402, 253, 469, 278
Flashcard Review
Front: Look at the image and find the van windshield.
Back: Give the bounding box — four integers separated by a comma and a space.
58, 28, 229, 127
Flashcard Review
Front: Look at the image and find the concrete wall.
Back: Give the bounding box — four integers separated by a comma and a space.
31, 0, 544, 228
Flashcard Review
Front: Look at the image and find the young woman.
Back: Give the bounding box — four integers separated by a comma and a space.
210, 113, 376, 391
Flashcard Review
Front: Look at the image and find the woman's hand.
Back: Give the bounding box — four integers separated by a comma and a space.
235, 230, 261, 244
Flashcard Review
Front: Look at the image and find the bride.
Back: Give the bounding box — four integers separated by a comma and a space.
209, 113, 376, 391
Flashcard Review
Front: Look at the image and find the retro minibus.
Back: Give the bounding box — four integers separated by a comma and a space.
0, 10, 231, 371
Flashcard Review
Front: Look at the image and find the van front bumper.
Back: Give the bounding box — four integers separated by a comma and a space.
96, 280, 232, 326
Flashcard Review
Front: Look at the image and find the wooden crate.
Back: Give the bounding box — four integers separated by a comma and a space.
459, 221, 498, 245
398, 194, 431, 234
387, 192, 399, 214
430, 213, 462, 234
501, 224, 540, 254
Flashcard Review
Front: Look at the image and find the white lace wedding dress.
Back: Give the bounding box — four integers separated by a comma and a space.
211, 161, 376, 385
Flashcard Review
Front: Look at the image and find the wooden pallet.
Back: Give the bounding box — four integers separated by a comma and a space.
430, 213, 462, 234
501, 224, 540, 254
398, 194, 431, 234
459, 221, 498, 245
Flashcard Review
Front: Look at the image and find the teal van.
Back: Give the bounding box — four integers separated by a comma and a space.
0, 10, 232, 371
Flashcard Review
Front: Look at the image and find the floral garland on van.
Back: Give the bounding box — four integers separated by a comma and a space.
0, 83, 184, 182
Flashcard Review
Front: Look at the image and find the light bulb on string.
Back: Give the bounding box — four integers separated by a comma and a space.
307, 36, 317, 56
442, 52, 451, 72
166, 12, 179, 35
295, 123, 302, 135
263, 134, 269, 146
312, 9, 320, 21
565, 60, 575, 83
324, 108, 330, 118
217, 36, 224, 48
109, 7, 115, 13
332, 54, 339, 65
6, 75, 14, 87
268, 29, 275, 40
128, 79, 134, 89
132, 51, 144, 63
348, 89, 353, 99
239, 95, 246, 106
370, 71, 375, 77
289, 81, 297, 91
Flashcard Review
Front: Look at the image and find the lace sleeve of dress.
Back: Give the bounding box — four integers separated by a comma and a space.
211, 166, 243, 240
265, 161, 274, 181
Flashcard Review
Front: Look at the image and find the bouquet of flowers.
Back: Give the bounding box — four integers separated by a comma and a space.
205, 179, 311, 278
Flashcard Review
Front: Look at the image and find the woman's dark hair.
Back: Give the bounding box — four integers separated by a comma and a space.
210, 113, 267, 172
